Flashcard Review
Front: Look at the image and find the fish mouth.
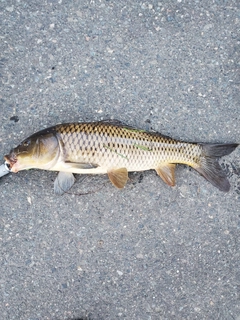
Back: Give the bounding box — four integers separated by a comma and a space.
4, 153, 18, 172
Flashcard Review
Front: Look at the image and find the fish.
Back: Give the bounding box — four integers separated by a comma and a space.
3, 120, 238, 194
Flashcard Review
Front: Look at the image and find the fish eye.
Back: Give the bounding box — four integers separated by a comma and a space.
23, 139, 31, 147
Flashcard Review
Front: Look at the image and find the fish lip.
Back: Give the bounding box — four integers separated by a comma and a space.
4, 153, 17, 171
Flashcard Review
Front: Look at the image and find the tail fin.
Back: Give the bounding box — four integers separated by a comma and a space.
195, 143, 238, 192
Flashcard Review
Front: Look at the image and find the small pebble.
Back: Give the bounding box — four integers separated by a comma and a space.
6, 6, 14, 12
117, 270, 123, 276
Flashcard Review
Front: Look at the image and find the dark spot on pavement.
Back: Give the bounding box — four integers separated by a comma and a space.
10, 116, 19, 122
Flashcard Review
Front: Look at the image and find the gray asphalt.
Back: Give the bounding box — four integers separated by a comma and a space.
0, 1, 240, 319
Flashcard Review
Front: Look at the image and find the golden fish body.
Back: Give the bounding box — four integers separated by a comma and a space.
52, 121, 201, 173
4, 120, 238, 194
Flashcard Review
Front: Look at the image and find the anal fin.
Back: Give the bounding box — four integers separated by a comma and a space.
54, 172, 75, 195
108, 168, 128, 189
155, 163, 176, 187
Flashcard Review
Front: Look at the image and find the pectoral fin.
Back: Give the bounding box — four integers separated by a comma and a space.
65, 162, 98, 169
54, 172, 75, 195
108, 168, 128, 189
155, 163, 176, 187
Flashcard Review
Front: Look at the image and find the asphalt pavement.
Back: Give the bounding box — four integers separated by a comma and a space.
0, 1, 239, 319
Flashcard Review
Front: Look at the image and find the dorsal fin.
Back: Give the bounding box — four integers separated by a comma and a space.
99, 119, 138, 130
99, 119, 127, 126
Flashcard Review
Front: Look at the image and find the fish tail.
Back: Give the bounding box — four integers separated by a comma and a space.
194, 143, 238, 192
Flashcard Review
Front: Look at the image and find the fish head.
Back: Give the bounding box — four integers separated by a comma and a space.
4, 132, 59, 173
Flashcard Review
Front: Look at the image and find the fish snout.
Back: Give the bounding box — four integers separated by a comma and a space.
4, 152, 18, 172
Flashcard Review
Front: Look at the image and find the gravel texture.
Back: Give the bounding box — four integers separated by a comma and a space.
0, 1, 239, 319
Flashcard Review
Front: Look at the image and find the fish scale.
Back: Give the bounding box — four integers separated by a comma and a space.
55, 122, 202, 171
